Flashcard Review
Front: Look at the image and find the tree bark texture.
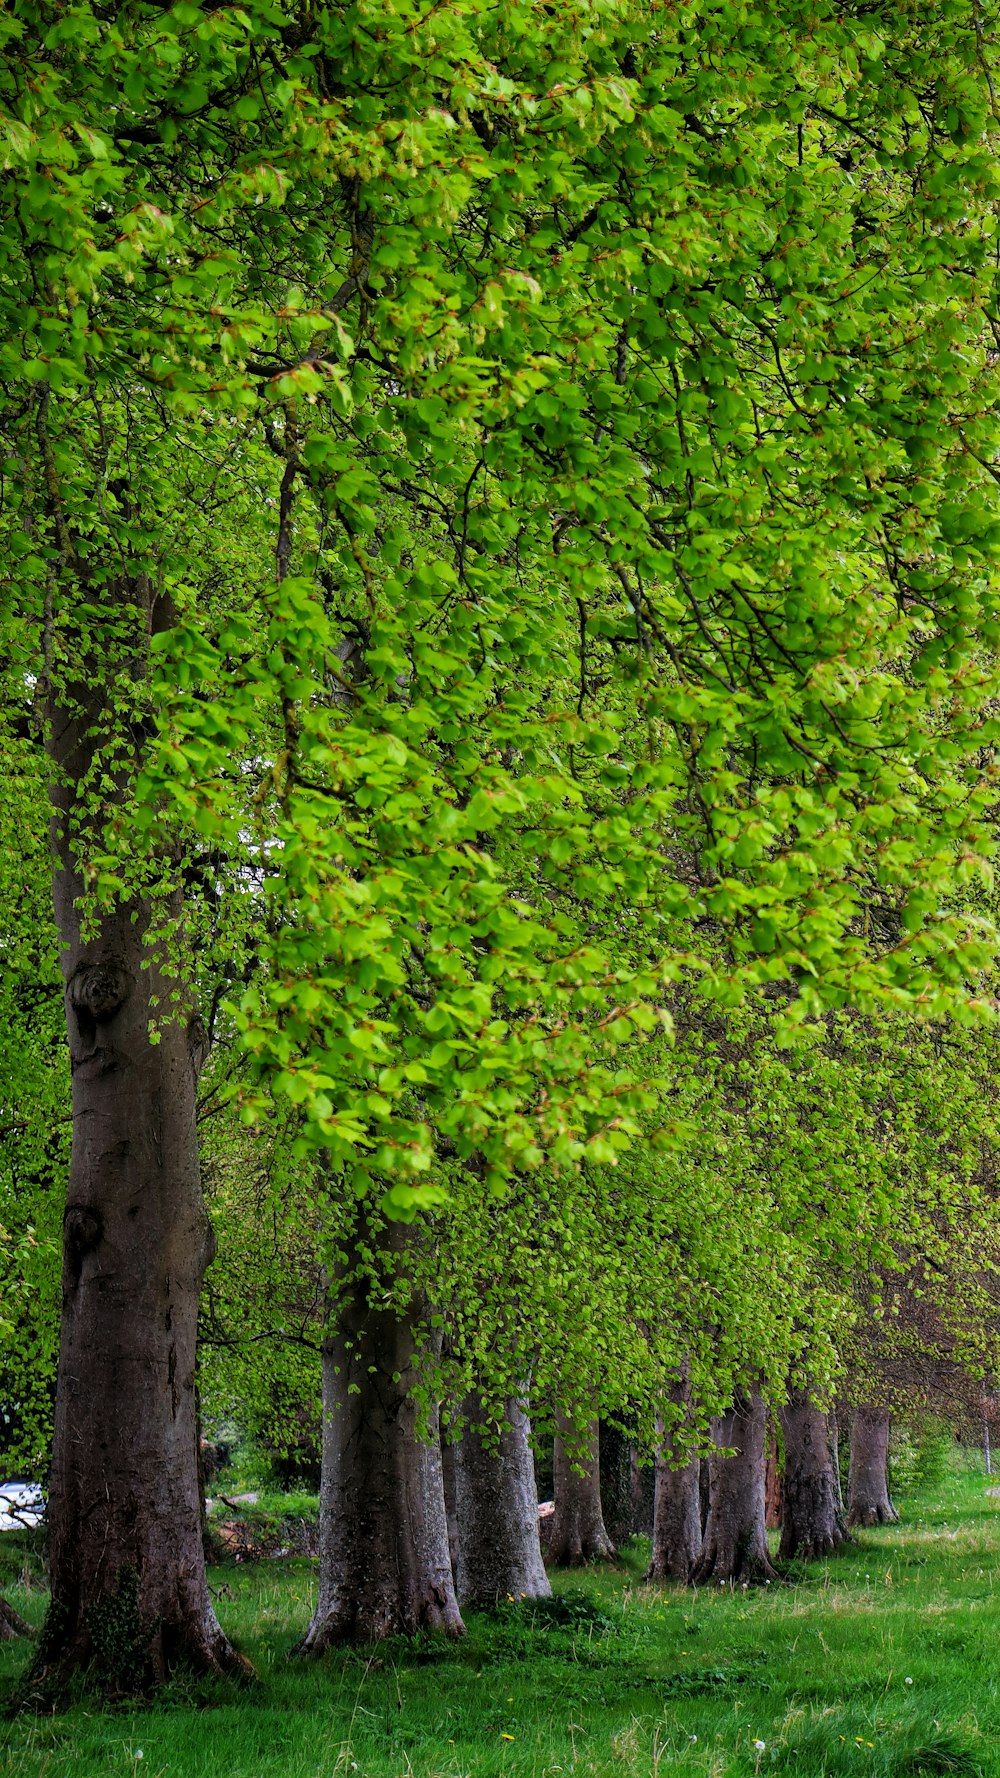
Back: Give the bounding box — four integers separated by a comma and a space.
452, 1396, 551, 1607
39, 595, 246, 1689
441, 1436, 461, 1582
691, 1390, 778, 1585
764, 1419, 783, 1530
647, 1419, 702, 1584
778, 1392, 847, 1561
847, 1407, 898, 1528
298, 1219, 464, 1649
0, 1597, 32, 1640
599, 1426, 654, 1545
829, 1410, 845, 1518
599, 1421, 635, 1547
548, 1412, 617, 1566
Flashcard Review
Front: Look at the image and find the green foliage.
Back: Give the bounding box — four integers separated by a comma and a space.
890, 1421, 956, 1496
82, 1568, 159, 1696
7, 0, 1000, 1199
500, 1588, 619, 1636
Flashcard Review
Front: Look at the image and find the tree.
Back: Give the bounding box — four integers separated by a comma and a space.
778, 1393, 847, 1562
847, 1408, 898, 1529
692, 1390, 778, 1586
646, 1379, 704, 1584
548, 1414, 618, 1568
6, 0, 1000, 1688
451, 1397, 551, 1607
296, 1214, 463, 1649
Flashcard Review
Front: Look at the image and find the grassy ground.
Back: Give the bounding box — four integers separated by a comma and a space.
2, 1459, 1000, 1778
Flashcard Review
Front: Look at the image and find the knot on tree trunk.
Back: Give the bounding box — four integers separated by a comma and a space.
65, 1204, 103, 1266
69, 962, 130, 1025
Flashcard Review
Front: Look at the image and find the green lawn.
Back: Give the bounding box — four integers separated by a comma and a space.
3, 1462, 1000, 1777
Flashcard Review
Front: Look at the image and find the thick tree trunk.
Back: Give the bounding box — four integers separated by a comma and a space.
452, 1396, 551, 1607
37, 629, 247, 1689
297, 1219, 464, 1649
599, 1421, 635, 1547
647, 1422, 702, 1584
691, 1390, 778, 1585
647, 1375, 703, 1583
847, 1407, 898, 1528
631, 1448, 655, 1536
0, 1597, 33, 1640
548, 1411, 617, 1566
778, 1392, 848, 1561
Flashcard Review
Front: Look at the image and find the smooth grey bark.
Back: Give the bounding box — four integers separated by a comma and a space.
778, 1392, 848, 1561
847, 1407, 898, 1528
0, 1597, 32, 1640
647, 1434, 702, 1583
647, 1375, 703, 1583
38, 576, 247, 1689
548, 1411, 617, 1566
297, 1218, 464, 1648
452, 1396, 550, 1607
691, 1390, 778, 1585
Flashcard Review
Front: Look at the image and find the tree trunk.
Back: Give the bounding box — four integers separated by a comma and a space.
847, 1407, 898, 1528
548, 1411, 616, 1566
297, 1218, 464, 1649
647, 1375, 703, 1583
631, 1448, 655, 1536
829, 1410, 845, 1518
764, 1419, 783, 1529
647, 1420, 702, 1583
599, 1421, 635, 1547
691, 1390, 778, 1585
452, 1396, 550, 1607
36, 614, 247, 1689
441, 1436, 461, 1582
0, 1597, 32, 1640
699, 1456, 711, 1533
778, 1392, 848, 1561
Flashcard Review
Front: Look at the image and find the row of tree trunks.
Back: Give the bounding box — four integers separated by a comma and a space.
647, 1394, 892, 1585
293, 1375, 893, 1640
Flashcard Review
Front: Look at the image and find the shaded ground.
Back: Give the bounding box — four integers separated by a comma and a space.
1, 1459, 997, 1777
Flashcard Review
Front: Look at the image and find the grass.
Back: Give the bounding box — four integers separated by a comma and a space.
2, 1456, 1000, 1778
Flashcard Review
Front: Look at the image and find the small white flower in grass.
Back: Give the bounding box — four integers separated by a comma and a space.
905, 1676, 913, 1685
689, 1734, 697, 1744
754, 1741, 766, 1752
